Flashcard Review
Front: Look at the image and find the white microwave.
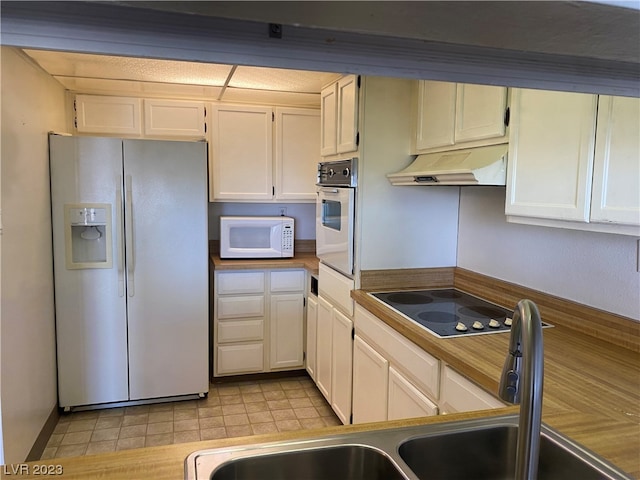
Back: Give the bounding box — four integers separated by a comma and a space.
220, 216, 294, 259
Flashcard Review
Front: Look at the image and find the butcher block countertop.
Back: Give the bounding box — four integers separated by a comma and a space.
11, 268, 639, 479
210, 252, 320, 275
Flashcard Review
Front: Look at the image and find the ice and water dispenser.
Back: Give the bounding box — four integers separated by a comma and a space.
64, 204, 113, 269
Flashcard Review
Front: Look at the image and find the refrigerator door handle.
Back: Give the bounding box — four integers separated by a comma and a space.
116, 176, 125, 297
125, 174, 135, 297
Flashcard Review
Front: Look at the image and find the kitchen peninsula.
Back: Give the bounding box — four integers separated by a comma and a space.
14, 264, 639, 480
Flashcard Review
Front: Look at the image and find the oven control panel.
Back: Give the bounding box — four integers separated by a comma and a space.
317, 158, 357, 187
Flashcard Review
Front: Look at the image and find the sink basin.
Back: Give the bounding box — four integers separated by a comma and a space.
208, 444, 406, 480
185, 415, 632, 480
399, 423, 619, 480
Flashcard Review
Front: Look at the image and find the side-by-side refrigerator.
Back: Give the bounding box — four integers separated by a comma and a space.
49, 134, 209, 410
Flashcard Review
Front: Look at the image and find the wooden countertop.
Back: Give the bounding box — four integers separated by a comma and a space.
10, 275, 639, 479
350, 288, 640, 478
211, 252, 319, 275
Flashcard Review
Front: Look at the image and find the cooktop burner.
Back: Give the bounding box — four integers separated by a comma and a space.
370, 289, 516, 338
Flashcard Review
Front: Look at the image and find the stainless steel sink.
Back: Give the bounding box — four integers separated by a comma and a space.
399, 420, 626, 480
205, 444, 406, 480
184, 415, 632, 480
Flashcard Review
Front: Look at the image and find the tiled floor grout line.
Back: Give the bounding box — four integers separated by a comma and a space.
41, 375, 341, 459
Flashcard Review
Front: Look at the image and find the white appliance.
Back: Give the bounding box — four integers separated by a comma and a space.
49, 134, 209, 409
219, 216, 294, 259
316, 158, 357, 277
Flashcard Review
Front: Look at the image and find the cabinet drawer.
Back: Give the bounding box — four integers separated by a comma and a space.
440, 365, 504, 414
218, 319, 264, 343
217, 271, 265, 295
217, 296, 264, 319
217, 344, 264, 375
319, 263, 354, 316
355, 305, 440, 400
270, 270, 305, 292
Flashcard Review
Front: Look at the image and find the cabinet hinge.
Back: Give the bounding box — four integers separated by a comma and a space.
272, 112, 275, 122
504, 107, 510, 127
204, 106, 207, 117
272, 186, 275, 196
349, 413, 353, 424
357, 75, 361, 88
351, 328, 355, 340
303, 351, 306, 361
74, 116, 78, 129
355, 131, 360, 146
303, 297, 306, 307
73, 99, 77, 112
204, 123, 207, 133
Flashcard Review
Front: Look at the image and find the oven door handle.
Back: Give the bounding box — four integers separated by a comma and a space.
318, 188, 340, 194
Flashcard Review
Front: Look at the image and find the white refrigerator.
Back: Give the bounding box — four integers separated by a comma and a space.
50, 135, 209, 409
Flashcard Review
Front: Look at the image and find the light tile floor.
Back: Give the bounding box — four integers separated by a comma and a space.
41, 374, 341, 459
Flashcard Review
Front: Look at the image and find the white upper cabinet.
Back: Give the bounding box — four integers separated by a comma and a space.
506, 89, 597, 222
414, 81, 508, 154
320, 83, 338, 156
454, 83, 507, 142
75, 95, 206, 138
143, 99, 206, 138
336, 75, 360, 154
415, 81, 456, 151
506, 89, 639, 234
210, 104, 320, 202
210, 104, 273, 201
590, 96, 640, 226
75, 95, 142, 135
320, 75, 359, 156
274, 107, 321, 202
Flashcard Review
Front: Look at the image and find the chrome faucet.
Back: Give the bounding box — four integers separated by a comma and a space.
499, 299, 544, 480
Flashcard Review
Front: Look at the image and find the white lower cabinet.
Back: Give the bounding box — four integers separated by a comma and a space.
331, 309, 353, 424
305, 295, 318, 381
439, 365, 505, 414
270, 293, 304, 369
353, 305, 503, 422
315, 296, 333, 401
214, 269, 305, 377
388, 367, 438, 420
352, 335, 389, 424
315, 294, 354, 424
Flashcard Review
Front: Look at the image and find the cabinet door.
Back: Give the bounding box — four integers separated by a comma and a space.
415, 80, 456, 151
75, 95, 142, 135
144, 99, 205, 138
316, 296, 333, 402
337, 75, 359, 154
320, 83, 338, 156
506, 89, 597, 222
388, 367, 438, 420
454, 84, 507, 142
269, 293, 304, 370
352, 335, 388, 424
331, 308, 353, 424
590, 96, 640, 226
210, 105, 273, 201
275, 108, 321, 201
440, 365, 504, 414
306, 295, 318, 380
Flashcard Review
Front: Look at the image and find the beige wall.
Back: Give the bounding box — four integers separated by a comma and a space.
1, 47, 68, 463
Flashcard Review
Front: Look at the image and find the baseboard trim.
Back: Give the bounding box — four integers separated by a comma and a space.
25, 404, 59, 462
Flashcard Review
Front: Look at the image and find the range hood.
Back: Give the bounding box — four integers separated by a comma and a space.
387, 144, 508, 186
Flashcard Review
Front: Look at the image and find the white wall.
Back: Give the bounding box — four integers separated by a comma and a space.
358, 77, 459, 271
0, 47, 68, 462
208, 203, 316, 240
457, 187, 640, 320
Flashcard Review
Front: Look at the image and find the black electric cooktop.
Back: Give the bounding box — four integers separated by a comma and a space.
370, 289, 516, 338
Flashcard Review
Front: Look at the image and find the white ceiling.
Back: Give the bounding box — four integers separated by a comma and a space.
23, 49, 342, 106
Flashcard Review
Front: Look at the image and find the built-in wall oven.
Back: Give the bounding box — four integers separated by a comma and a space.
316, 158, 357, 277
